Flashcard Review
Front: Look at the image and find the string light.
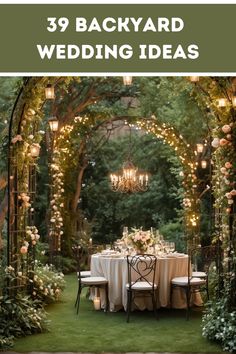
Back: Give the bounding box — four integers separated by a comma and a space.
218, 98, 227, 108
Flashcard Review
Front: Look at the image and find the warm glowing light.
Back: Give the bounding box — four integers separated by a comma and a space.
201, 160, 207, 169
45, 84, 55, 99
123, 76, 132, 85
48, 117, 59, 132
93, 297, 101, 310
30, 143, 40, 158
232, 95, 236, 107
196, 143, 204, 153
189, 76, 199, 83
218, 98, 227, 108
110, 160, 149, 193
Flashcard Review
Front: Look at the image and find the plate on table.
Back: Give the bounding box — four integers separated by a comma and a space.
166, 253, 177, 258
174, 253, 186, 257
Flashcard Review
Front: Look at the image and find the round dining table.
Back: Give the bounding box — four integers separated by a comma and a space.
91, 253, 194, 312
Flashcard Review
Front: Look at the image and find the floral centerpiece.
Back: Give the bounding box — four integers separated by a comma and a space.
123, 228, 155, 254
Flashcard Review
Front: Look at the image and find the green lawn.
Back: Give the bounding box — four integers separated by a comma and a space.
13, 274, 222, 352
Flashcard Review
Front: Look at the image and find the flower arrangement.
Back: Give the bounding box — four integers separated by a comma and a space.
32, 263, 65, 303
123, 228, 155, 253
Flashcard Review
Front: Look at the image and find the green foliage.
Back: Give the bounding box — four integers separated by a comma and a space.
0, 78, 22, 171
139, 77, 208, 144
0, 335, 14, 351
0, 292, 48, 351
202, 297, 236, 352
32, 262, 65, 303
81, 134, 184, 244
159, 222, 186, 252
0, 259, 65, 350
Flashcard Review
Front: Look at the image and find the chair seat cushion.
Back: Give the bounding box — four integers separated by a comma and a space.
126, 281, 157, 291
192, 271, 207, 278
171, 276, 206, 286
78, 270, 91, 278
81, 276, 108, 285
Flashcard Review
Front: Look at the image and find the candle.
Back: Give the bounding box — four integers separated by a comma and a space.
89, 238, 92, 245
93, 297, 101, 310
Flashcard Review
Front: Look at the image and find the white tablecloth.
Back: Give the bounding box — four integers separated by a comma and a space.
91, 254, 192, 311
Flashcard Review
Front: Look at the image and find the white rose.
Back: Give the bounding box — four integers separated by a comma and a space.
211, 137, 220, 148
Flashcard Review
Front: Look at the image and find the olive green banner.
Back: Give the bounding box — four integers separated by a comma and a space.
0, 4, 235, 73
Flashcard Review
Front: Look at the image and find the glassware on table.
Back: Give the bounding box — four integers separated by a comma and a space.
169, 242, 175, 253
148, 246, 154, 254
122, 226, 128, 238
163, 241, 170, 254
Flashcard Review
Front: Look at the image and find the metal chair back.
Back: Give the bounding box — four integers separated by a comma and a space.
127, 254, 157, 290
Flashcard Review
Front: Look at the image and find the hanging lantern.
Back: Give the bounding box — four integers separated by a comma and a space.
201, 160, 207, 169
123, 76, 132, 85
189, 76, 199, 83
30, 143, 40, 158
48, 117, 59, 132
196, 143, 204, 153
45, 84, 55, 99
232, 95, 236, 107
218, 98, 227, 108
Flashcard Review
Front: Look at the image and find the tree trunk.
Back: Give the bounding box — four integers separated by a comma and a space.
71, 162, 88, 214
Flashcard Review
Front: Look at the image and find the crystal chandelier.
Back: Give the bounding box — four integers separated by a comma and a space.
109, 126, 150, 193
110, 160, 149, 193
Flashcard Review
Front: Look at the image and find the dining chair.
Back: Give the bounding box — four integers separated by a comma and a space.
126, 254, 158, 322
72, 245, 109, 314
191, 245, 218, 300
170, 246, 216, 320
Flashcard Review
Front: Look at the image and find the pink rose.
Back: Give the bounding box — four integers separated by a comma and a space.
225, 192, 232, 199
222, 125, 231, 134
226, 134, 232, 140
230, 189, 236, 196
219, 138, 229, 146
12, 135, 23, 144
225, 162, 232, 169
20, 246, 28, 254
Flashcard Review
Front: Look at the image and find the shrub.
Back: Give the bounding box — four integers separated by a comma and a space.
0, 293, 48, 351
32, 262, 65, 303
202, 297, 236, 352
0, 335, 14, 351
0, 262, 65, 350
159, 221, 186, 252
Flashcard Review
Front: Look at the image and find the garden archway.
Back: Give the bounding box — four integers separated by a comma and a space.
3, 75, 236, 353
7, 77, 236, 303
7, 77, 201, 273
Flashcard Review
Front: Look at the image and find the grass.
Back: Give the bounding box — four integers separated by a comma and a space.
13, 274, 222, 353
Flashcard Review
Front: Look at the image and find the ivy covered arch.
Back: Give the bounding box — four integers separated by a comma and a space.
7, 77, 236, 308
7, 77, 201, 270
